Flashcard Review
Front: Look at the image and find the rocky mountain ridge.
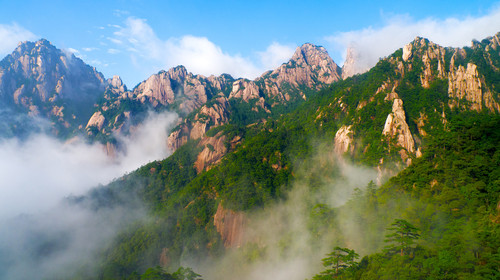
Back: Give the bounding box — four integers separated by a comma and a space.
164, 44, 342, 170
0, 39, 106, 137
2, 33, 499, 174
83, 43, 342, 170
328, 32, 500, 170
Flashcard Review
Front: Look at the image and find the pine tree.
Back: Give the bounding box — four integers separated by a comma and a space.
313, 247, 359, 279
384, 219, 420, 256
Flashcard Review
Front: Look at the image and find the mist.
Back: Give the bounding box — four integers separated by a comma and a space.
193, 144, 380, 280
0, 110, 178, 279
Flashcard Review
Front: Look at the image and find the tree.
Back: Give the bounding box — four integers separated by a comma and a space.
140, 266, 176, 280
172, 267, 203, 280
384, 219, 420, 256
313, 247, 359, 279
139, 266, 202, 280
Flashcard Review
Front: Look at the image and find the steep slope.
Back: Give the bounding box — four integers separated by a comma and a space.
9, 32, 498, 279
165, 44, 341, 171
85, 66, 234, 146
87, 43, 341, 166
0, 39, 106, 137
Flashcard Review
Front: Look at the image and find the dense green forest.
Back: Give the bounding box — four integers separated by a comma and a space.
66, 34, 500, 279
312, 113, 500, 279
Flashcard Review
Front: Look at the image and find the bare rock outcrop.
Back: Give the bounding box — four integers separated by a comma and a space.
229, 79, 260, 101
448, 62, 482, 111
213, 203, 246, 248
401, 36, 500, 113
447, 62, 498, 112
167, 96, 230, 151
130, 67, 233, 114
86, 111, 106, 132
402, 37, 447, 88
194, 133, 227, 173
334, 125, 354, 155
383, 98, 415, 165
402, 43, 413, 62
90, 67, 234, 139
106, 75, 126, 95
167, 43, 342, 152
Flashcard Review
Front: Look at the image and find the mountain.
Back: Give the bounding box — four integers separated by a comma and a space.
85, 43, 341, 159
56, 32, 499, 279
1, 32, 499, 279
0, 39, 106, 137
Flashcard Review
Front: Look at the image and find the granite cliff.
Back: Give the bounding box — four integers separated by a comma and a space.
0, 39, 106, 137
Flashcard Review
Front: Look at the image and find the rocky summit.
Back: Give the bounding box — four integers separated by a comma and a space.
0, 39, 106, 137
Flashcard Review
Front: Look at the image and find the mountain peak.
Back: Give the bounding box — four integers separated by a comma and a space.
0, 38, 106, 136
13, 38, 56, 55
35, 38, 52, 46
342, 45, 370, 79
291, 43, 331, 65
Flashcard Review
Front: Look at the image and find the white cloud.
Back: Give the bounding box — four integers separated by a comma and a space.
66, 47, 80, 55
107, 37, 123, 44
82, 47, 98, 52
258, 42, 296, 71
0, 111, 177, 278
113, 9, 130, 17
0, 111, 177, 220
111, 17, 296, 79
166, 35, 262, 78
326, 6, 500, 74
107, 48, 120, 54
0, 23, 36, 57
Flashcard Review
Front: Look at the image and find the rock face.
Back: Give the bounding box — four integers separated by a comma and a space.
382, 98, 415, 165
213, 203, 246, 248
271, 43, 341, 86
129, 67, 234, 114
194, 133, 227, 173
0, 39, 106, 136
401, 35, 500, 113
107, 75, 127, 95
0, 39, 105, 103
448, 63, 483, 111
259, 43, 341, 104
167, 96, 230, 151
167, 43, 342, 152
89, 66, 235, 138
86, 111, 106, 132
334, 125, 353, 155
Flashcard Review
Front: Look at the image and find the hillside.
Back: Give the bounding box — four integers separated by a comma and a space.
57, 32, 500, 280
0, 30, 498, 279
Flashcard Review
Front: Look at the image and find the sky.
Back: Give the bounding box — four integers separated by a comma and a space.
1, 0, 500, 88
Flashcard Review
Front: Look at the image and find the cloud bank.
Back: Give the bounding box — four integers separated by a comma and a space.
111, 17, 295, 80
0, 111, 178, 279
0, 23, 36, 57
326, 6, 500, 74
0, 111, 177, 220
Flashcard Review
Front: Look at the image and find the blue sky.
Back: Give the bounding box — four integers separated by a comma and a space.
1, 0, 500, 87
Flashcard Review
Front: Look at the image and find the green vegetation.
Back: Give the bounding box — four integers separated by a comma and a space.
313, 247, 359, 279
384, 219, 420, 256
69, 35, 500, 279
311, 114, 500, 280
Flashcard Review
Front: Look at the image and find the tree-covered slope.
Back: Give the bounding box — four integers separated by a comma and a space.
71, 32, 500, 279
312, 113, 500, 280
